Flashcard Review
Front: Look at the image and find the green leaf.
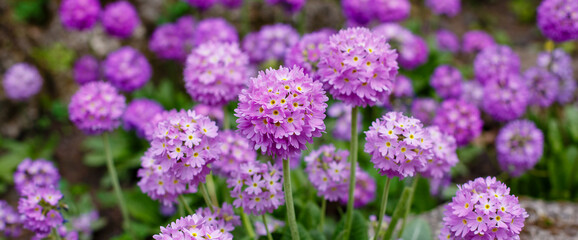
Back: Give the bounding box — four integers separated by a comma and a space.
298, 202, 321, 230
125, 190, 162, 225
400, 218, 433, 240
31, 43, 76, 73
282, 223, 312, 240
383, 187, 412, 240
308, 229, 326, 240
332, 211, 368, 240
564, 106, 578, 143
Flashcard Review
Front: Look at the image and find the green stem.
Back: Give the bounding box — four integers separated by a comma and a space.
178, 197, 185, 217
343, 106, 359, 240
374, 178, 391, 240
383, 187, 412, 240
241, 210, 256, 239
179, 195, 194, 215
206, 174, 220, 206
283, 158, 300, 240
51, 228, 62, 240
241, 0, 251, 35
397, 176, 419, 238
319, 198, 326, 232
200, 183, 215, 212
297, 8, 306, 35
223, 105, 230, 130
263, 215, 274, 240
103, 133, 131, 231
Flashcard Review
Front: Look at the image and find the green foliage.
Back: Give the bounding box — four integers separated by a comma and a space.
400, 218, 433, 240
282, 223, 313, 240
332, 211, 368, 240
31, 43, 76, 74
11, 0, 48, 23
509, 0, 539, 23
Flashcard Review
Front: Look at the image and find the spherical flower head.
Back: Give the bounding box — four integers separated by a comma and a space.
318, 27, 399, 107
101, 1, 140, 39
536, 48, 576, 104
265, 0, 306, 13
59, 0, 100, 31
482, 74, 529, 122
364, 112, 431, 179
496, 120, 544, 177
328, 103, 363, 141
193, 104, 225, 126
411, 98, 438, 126
537, 0, 578, 42
305, 145, 351, 202
14, 158, 60, 195
0, 200, 21, 238
460, 80, 484, 107
523, 67, 559, 107
73, 55, 99, 85
221, 0, 243, 8
184, 42, 249, 106
149, 23, 188, 61
462, 30, 495, 54
123, 99, 164, 137
439, 177, 528, 239
474, 45, 520, 85
18, 188, 65, 239
243, 24, 299, 64
213, 130, 258, 177
194, 18, 238, 47
235, 66, 328, 159
143, 109, 179, 141
227, 162, 285, 215
285, 29, 334, 79
433, 99, 482, 146
103, 46, 152, 92
195, 203, 241, 239
430, 65, 463, 99
425, 0, 461, 17
418, 126, 458, 179
373, 0, 411, 22
2, 63, 43, 100
184, 0, 218, 10
153, 212, 233, 240
373, 23, 428, 70
340, 168, 376, 208
342, 0, 373, 25
68, 82, 126, 135
392, 74, 414, 98
436, 29, 460, 53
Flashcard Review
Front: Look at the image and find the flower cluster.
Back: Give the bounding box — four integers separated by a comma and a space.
305, 145, 351, 202
433, 99, 482, 146
138, 110, 220, 205
341, 168, 376, 208
184, 0, 218, 10
2, 63, 43, 101
59, 0, 100, 31
265, 0, 306, 13
193, 104, 225, 126
68, 82, 126, 135
342, 0, 410, 25
194, 18, 239, 47
536, 48, 576, 104
70, 211, 99, 236
496, 120, 544, 177
221, 0, 243, 8
474, 45, 520, 85
411, 98, 438, 126
0, 200, 21, 238
243, 24, 299, 64
143, 110, 179, 141
425, 0, 461, 17
14, 158, 60, 195
149, 16, 196, 61
430, 65, 463, 99
102, 1, 140, 38
436, 29, 460, 53
382, 75, 414, 112
235, 66, 328, 158
227, 162, 285, 215
195, 203, 241, 239
537, 0, 578, 42
73, 55, 100, 85
213, 130, 257, 177
123, 99, 165, 137
318, 27, 399, 107
184, 42, 249, 106
462, 30, 495, 54
482, 74, 529, 122
153, 212, 232, 240
364, 112, 430, 179
460, 80, 484, 107
523, 67, 558, 107
327, 103, 363, 141
373, 23, 428, 69
440, 177, 528, 239
285, 30, 334, 79
103, 46, 152, 92
419, 126, 459, 179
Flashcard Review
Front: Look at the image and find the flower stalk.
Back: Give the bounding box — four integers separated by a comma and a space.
103, 133, 131, 232
283, 158, 300, 240
343, 106, 359, 240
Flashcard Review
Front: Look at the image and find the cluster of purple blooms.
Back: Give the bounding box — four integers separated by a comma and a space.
433, 99, 483, 146
14, 159, 60, 195
373, 24, 429, 69
536, 48, 576, 104
73, 55, 100, 85
185, 0, 248, 10
430, 65, 463, 99
304, 145, 351, 202
153, 208, 235, 240
285, 30, 334, 79
440, 177, 528, 239
227, 162, 285, 215
482, 74, 529, 122
243, 24, 299, 64
318, 27, 399, 107
419, 126, 459, 180
194, 18, 239, 47
327, 103, 362, 141
460, 81, 484, 107
343, 168, 376, 208
68, 82, 126, 135
0, 200, 21, 238
496, 120, 544, 177
523, 67, 558, 107
212, 130, 257, 177
411, 98, 438, 125
193, 104, 225, 126
342, 0, 411, 25
425, 0, 461, 17
435, 29, 460, 53
103, 46, 152, 92
149, 16, 196, 61
382, 75, 414, 112
537, 0, 578, 42
194, 203, 241, 239
101, 1, 140, 39
59, 0, 101, 31
184, 42, 249, 106
461, 30, 495, 54
474, 45, 521, 85
2, 63, 43, 101
265, 0, 306, 13
364, 112, 430, 179
123, 99, 165, 137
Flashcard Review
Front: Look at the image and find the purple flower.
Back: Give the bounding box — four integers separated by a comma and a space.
342, 0, 373, 25
221, 0, 243, 8
430, 65, 463, 99
194, 18, 238, 47
460, 80, 484, 107
184, 42, 249, 106
213, 130, 258, 178
195, 203, 241, 239
305, 145, 351, 202
537, 0, 578, 42
59, 0, 100, 31
103, 46, 152, 92
373, 0, 411, 23
193, 104, 225, 126
474, 45, 521, 85
462, 30, 495, 54
341, 168, 376, 208
0, 201, 22, 238
523, 67, 559, 107
537, 48, 576, 104
419, 126, 459, 179
411, 98, 438, 126
70, 211, 99, 236
364, 112, 431, 179
18, 188, 65, 239
425, 0, 461, 17
243, 24, 299, 64
318, 27, 399, 107
255, 216, 285, 236
436, 29, 460, 53
227, 162, 285, 215
496, 120, 544, 177
482, 74, 529, 122
123, 99, 164, 137
285, 29, 334, 79
235, 66, 328, 159
143, 109, 179, 141
101, 1, 140, 39
382, 75, 414, 111
265, 0, 306, 13
153, 211, 233, 240
373, 23, 428, 69
14, 159, 60, 195
440, 177, 528, 239
184, 0, 218, 10
73, 55, 100, 85
149, 16, 196, 61
328, 103, 363, 141
68, 82, 126, 135
433, 99, 482, 146
2, 63, 43, 100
